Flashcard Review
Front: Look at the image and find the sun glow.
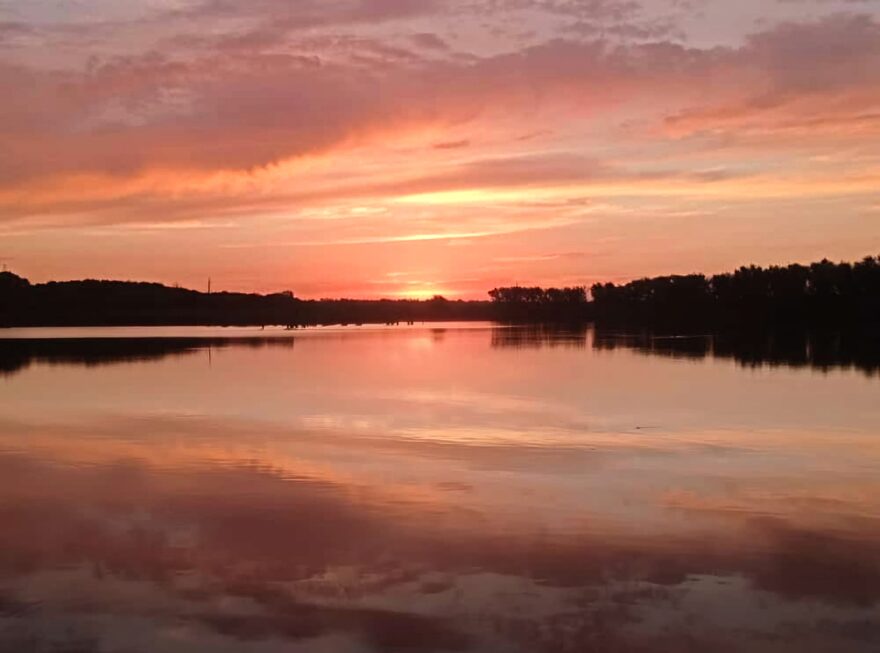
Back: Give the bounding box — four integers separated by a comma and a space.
393, 287, 452, 300
4, 0, 880, 295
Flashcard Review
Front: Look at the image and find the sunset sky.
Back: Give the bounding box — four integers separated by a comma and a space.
2, 0, 879, 298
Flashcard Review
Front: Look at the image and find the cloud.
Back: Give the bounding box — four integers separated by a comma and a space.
662, 13, 880, 140
0, 7, 878, 230
410, 32, 450, 50
168, 0, 441, 28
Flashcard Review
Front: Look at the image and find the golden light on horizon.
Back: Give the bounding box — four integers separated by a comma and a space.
0, 1, 878, 295
392, 286, 455, 301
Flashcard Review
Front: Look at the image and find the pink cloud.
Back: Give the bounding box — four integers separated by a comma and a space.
0, 7, 878, 238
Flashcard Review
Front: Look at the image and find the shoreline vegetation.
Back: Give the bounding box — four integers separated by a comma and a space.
1, 255, 879, 330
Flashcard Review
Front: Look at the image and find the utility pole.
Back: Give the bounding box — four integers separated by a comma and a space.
208, 277, 211, 294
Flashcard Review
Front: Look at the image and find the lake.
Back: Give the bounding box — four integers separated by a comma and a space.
1, 323, 879, 652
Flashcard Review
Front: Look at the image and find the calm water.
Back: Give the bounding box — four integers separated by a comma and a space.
1, 324, 879, 652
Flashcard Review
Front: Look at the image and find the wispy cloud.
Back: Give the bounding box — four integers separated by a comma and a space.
2, 0, 879, 294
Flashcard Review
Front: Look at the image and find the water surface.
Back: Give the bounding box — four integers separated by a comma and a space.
1, 324, 879, 652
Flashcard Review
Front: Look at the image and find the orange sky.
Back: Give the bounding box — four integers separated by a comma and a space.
1, 0, 879, 298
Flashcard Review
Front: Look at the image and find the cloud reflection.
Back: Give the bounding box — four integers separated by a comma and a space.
1, 326, 879, 651
0, 412, 879, 652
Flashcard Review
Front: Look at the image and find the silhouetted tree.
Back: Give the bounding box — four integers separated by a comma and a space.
2, 256, 878, 328
488, 285, 590, 321
591, 256, 880, 328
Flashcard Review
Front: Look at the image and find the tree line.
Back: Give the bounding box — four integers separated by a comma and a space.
0, 273, 491, 327
2, 255, 879, 328
589, 256, 880, 327
487, 286, 590, 321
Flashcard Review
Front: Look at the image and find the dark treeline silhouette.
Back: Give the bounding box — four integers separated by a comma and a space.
487, 286, 591, 322
2, 255, 879, 328
591, 256, 880, 328
0, 272, 492, 327
0, 274, 301, 326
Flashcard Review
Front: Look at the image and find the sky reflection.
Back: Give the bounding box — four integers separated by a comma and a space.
0, 325, 879, 652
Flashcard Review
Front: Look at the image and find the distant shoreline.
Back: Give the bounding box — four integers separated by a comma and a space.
2, 255, 878, 329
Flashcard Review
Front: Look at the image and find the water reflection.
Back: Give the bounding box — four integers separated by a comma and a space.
0, 337, 295, 376
492, 324, 880, 376
0, 324, 879, 652
490, 324, 588, 349
3, 325, 879, 377
593, 328, 880, 375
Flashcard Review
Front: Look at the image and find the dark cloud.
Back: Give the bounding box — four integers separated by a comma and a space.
169, 0, 440, 27
432, 139, 471, 149
411, 32, 451, 50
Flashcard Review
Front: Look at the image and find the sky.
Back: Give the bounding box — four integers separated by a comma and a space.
1, 0, 879, 298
